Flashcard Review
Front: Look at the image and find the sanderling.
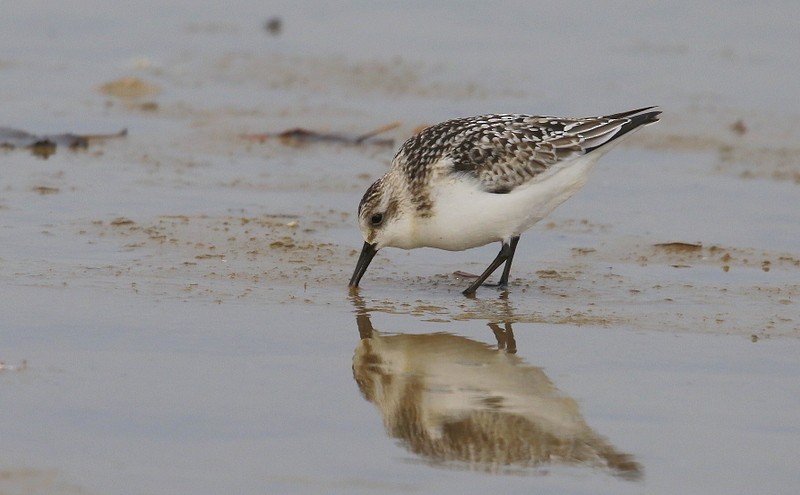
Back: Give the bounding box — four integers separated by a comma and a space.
349, 106, 660, 295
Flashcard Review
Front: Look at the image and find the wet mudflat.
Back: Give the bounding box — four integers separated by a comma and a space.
2, 2, 799, 494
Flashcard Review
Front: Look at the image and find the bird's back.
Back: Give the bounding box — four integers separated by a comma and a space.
394, 107, 660, 197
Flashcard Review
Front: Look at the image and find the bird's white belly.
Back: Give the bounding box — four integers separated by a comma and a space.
413, 158, 597, 251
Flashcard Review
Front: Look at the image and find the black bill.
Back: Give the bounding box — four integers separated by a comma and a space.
349, 241, 378, 288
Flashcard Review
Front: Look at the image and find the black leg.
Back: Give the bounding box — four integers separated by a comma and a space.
497, 236, 520, 286
462, 236, 520, 296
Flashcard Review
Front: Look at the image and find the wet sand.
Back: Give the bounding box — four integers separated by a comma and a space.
2, 2, 799, 494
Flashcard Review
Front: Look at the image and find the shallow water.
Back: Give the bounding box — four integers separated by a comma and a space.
2, 1, 799, 494
3, 287, 799, 494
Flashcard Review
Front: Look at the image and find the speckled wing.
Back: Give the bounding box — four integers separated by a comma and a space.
443, 107, 660, 194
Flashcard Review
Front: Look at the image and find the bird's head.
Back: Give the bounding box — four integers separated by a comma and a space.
349, 174, 414, 288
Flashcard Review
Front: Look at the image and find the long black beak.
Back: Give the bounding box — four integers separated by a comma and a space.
349, 241, 378, 288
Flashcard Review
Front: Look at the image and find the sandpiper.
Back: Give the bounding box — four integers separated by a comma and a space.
349, 107, 660, 295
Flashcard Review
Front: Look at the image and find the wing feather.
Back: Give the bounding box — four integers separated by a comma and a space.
393, 107, 660, 197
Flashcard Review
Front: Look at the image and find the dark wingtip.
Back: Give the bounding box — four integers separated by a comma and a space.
606, 106, 661, 121
583, 106, 660, 154
620, 105, 661, 131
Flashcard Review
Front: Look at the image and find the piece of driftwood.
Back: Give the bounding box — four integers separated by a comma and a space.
241, 122, 400, 147
0, 127, 127, 158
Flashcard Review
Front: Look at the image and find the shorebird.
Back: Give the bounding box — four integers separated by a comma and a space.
349, 107, 660, 295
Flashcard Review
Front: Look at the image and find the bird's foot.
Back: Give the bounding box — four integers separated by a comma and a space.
479, 281, 508, 288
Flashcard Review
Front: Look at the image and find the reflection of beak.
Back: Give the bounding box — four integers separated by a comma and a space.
349, 242, 378, 288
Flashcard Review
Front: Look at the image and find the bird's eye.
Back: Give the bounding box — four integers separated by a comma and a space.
370, 213, 384, 226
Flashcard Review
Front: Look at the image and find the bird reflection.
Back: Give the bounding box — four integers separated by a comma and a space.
351, 300, 641, 479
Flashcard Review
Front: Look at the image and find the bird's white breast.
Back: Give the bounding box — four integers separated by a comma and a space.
411, 155, 599, 251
